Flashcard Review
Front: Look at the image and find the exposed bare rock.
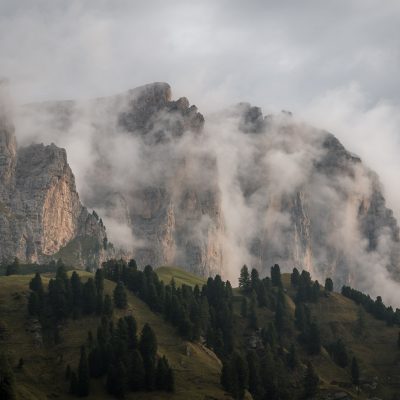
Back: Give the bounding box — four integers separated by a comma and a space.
0, 83, 110, 267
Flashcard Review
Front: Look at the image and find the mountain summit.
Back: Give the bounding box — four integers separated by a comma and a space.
5, 82, 400, 300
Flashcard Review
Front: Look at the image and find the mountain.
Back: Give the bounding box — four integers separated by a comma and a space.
0, 80, 111, 268
14, 82, 400, 299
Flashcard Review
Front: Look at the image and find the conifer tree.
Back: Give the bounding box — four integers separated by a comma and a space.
28, 291, 40, 316
129, 350, 145, 391
291, 267, 300, 287
325, 277, 334, 292
351, 356, 360, 386
29, 272, 44, 295
303, 361, 319, 398
82, 278, 97, 315
103, 294, 113, 317
287, 344, 299, 370
240, 296, 248, 318
113, 281, 128, 309
140, 323, 157, 390
77, 346, 90, 397
239, 265, 251, 293
270, 264, 282, 288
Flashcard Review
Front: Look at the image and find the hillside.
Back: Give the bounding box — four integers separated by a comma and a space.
0, 270, 225, 400
1, 265, 400, 399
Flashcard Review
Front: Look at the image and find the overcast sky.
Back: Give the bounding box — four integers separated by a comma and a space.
1, 0, 400, 211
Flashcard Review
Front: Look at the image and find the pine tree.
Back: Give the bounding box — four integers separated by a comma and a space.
270, 264, 282, 288
351, 356, 360, 386
29, 272, 44, 295
28, 291, 40, 316
239, 265, 251, 293
303, 361, 319, 398
70, 271, 82, 318
250, 268, 260, 290
103, 294, 113, 317
95, 268, 104, 294
234, 352, 248, 400
77, 346, 90, 397
140, 323, 157, 390
248, 292, 258, 330
129, 350, 145, 391
240, 296, 248, 318
113, 281, 128, 309
247, 351, 261, 398
291, 267, 300, 287
0, 352, 17, 400
82, 278, 97, 315
324, 277, 334, 292
287, 344, 299, 370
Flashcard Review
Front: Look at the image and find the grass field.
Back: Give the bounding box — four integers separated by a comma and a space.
156, 266, 207, 288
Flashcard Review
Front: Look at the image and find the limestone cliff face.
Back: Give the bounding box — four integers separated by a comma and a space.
0, 83, 109, 267
15, 83, 400, 289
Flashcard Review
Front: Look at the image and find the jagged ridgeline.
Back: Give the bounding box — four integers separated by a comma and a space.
1, 264, 400, 399
2, 79, 400, 299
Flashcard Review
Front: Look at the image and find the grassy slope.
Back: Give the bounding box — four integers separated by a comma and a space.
2, 266, 400, 399
156, 266, 207, 288
0, 272, 226, 400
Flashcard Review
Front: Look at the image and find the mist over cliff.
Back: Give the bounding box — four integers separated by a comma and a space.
7, 82, 400, 306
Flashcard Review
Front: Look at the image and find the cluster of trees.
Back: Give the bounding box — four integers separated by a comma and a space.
221, 347, 319, 400
294, 303, 321, 355
2, 257, 71, 276
342, 285, 400, 326
27, 266, 114, 342
291, 268, 324, 303
67, 317, 173, 398
102, 259, 235, 357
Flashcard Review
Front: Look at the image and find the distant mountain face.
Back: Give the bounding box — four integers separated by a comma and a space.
0, 81, 110, 267
11, 82, 400, 298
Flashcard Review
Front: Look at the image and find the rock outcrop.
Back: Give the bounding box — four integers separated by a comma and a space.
0, 81, 109, 267
14, 82, 400, 293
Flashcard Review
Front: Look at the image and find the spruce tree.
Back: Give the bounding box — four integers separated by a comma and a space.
247, 351, 261, 398
240, 296, 248, 318
29, 272, 44, 295
103, 294, 113, 317
270, 264, 282, 288
324, 277, 334, 292
113, 281, 128, 309
28, 291, 40, 316
303, 361, 319, 398
82, 278, 97, 315
291, 267, 300, 287
239, 265, 251, 292
287, 344, 299, 370
129, 350, 145, 391
140, 323, 157, 390
351, 356, 360, 386
77, 346, 90, 397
